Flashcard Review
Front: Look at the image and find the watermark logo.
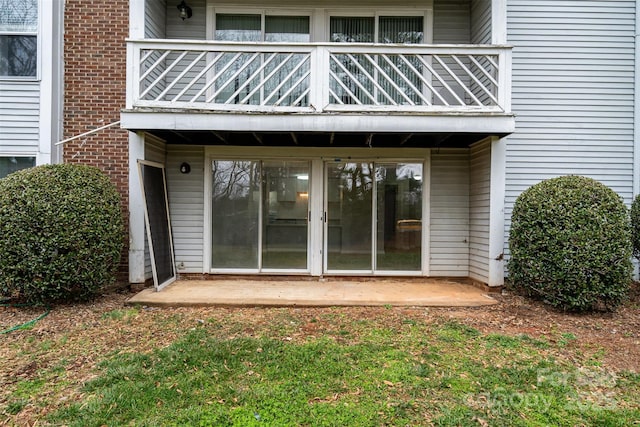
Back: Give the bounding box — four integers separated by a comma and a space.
464, 367, 618, 413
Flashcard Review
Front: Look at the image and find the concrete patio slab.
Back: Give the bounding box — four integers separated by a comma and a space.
126, 279, 497, 307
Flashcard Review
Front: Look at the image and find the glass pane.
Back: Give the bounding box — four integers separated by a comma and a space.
0, 35, 37, 76
0, 156, 35, 178
0, 0, 37, 32
378, 17, 424, 44
215, 14, 261, 41
265, 16, 310, 42
329, 17, 375, 105
263, 16, 311, 106
211, 160, 260, 269
377, 17, 424, 105
326, 162, 373, 271
330, 17, 374, 42
376, 163, 422, 271
262, 161, 309, 269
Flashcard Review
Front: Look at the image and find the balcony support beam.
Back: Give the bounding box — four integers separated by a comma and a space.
122, 111, 515, 136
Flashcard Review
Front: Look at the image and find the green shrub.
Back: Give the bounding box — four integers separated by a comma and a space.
0, 164, 124, 303
508, 175, 631, 312
631, 194, 640, 260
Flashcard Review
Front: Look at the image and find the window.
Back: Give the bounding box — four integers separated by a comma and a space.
329, 15, 425, 105
330, 15, 424, 44
0, 156, 35, 178
215, 13, 310, 42
0, 0, 38, 78
213, 13, 311, 106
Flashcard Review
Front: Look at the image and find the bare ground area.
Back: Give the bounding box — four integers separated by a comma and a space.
1, 284, 639, 425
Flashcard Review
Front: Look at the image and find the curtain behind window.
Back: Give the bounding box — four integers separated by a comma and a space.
379, 16, 424, 44
215, 14, 261, 42
330, 17, 374, 43
265, 16, 310, 42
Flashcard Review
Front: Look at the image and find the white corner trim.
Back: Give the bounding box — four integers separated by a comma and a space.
129, 131, 146, 284
488, 135, 506, 287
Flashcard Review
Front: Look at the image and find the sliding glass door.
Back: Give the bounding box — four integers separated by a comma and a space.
325, 161, 423, 273
326, 162, 373, 270
262, 161, 310, 270
211, 160, 310, 271
210, 158, 424, 274
211, 160, 260, 269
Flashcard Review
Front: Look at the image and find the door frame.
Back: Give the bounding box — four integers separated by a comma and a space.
204, 146, 430, 276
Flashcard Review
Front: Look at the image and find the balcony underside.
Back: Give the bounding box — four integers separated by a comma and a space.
122, 110, 513, 147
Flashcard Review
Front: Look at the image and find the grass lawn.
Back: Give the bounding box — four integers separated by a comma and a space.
1, 292, 639, 426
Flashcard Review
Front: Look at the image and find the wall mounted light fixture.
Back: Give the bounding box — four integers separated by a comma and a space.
177, 1, 192, 20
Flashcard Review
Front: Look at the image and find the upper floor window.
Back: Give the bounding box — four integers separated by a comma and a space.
330, 16, 424, 44
215, 13, 310, 43
0, 0, 38, 78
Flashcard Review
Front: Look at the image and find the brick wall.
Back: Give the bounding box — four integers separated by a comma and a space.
63, 0, 130, 281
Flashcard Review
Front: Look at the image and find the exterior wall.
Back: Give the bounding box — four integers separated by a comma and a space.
471, 0, 491, 44
0, 1, 63, 167
469, 139, 491, 282
146, 0, 167, 38
166, 145, 206, 274
434, 0, 471, 44
430, 149, 470, 276
63, 0, 130, 277
0, 82, 40, 155
169, 146, 475, 278
505, 0, 636, 258
161, 0, 467, 42
167, 0, 205, 40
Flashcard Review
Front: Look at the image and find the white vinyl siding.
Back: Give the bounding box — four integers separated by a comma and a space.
469, 139, 490, 282
505, 0, 636, 257
433, 0, 470, 44
433, 1, 472, 104
167, 145, 205, 273
471, 0, 491, 44
145, 0, 167, 38
430, 148, 469, 276
166, 0, 206, 40
0, 81, 40, 154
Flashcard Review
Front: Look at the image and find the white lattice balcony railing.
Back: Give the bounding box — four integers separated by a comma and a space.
127, 39, 512, 114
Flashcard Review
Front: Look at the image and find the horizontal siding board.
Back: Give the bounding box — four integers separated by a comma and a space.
505, 0, 636, 267
430, 148, 469, 276
0, 81, 40, 155
167, 146, 205, 273
469, 140, 490, 282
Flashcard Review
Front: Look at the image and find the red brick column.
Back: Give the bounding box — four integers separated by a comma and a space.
63, 0, 130, 281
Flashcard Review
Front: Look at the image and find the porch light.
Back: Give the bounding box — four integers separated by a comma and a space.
177, 1, 192, 20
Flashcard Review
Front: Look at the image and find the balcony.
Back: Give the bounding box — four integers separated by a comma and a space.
123, 39, 514, 136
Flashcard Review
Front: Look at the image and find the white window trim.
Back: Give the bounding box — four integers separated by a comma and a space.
325, 8, 433, 44
207, 7, 315, 42
205, 4, 434, 44
0, 0, 41, 81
